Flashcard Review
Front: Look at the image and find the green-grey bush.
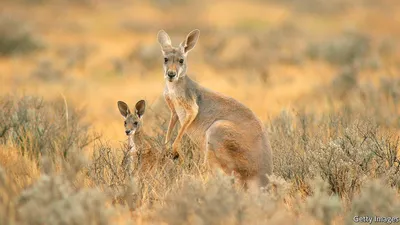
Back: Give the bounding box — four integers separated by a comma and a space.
346, 179, 400, 225
0, 15, 43, 56
0, 95, 96, 162
306, 31, 370, 66
270, 98, 400, 200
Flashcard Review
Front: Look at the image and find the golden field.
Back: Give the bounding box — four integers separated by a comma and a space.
0, 0, 400, 224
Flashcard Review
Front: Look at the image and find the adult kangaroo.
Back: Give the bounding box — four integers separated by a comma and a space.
157, 29, 273, 190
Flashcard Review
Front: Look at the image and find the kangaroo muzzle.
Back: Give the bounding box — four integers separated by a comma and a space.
166, 70, 177, 82
167, 70, 176, 78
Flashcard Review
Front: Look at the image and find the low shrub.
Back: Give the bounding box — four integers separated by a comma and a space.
0, 15, 43, 56
0, 95, 96, 162
306, 31, 370, 67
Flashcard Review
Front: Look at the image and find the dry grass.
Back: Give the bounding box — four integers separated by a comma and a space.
1, 0, 400, 224
1, 77, 399, 224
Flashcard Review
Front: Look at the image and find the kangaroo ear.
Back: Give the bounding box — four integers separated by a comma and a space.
157, 30, 172, 50
117, 101, 131, 118
182, 29, 200, 53
135, 100, 146, 118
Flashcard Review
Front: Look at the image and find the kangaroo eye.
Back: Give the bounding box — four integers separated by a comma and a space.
124, 121, 127, 125
164, 58, 168, 63
133, 121, 138, 126
179, 59, 184, 64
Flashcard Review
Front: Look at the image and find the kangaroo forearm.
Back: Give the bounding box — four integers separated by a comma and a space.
165, 113, 178, 144
174, 113, 196, 144
173, 102, 199, 144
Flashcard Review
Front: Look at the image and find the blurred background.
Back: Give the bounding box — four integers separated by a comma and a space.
1, 0, 399, 145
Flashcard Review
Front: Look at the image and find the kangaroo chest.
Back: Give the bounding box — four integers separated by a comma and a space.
166, 86, 189, 124
171, 97, 188, 124
128, 136, 136, 153
165, 81, 208, 147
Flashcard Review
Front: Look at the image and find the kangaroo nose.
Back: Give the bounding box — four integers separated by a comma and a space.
125, 130, 131, 135
167, 71, 176, 78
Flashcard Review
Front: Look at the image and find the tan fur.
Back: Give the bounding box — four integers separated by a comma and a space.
118, 100, 161, 174
127, 130, 158, 173
157, 29, 273, 189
